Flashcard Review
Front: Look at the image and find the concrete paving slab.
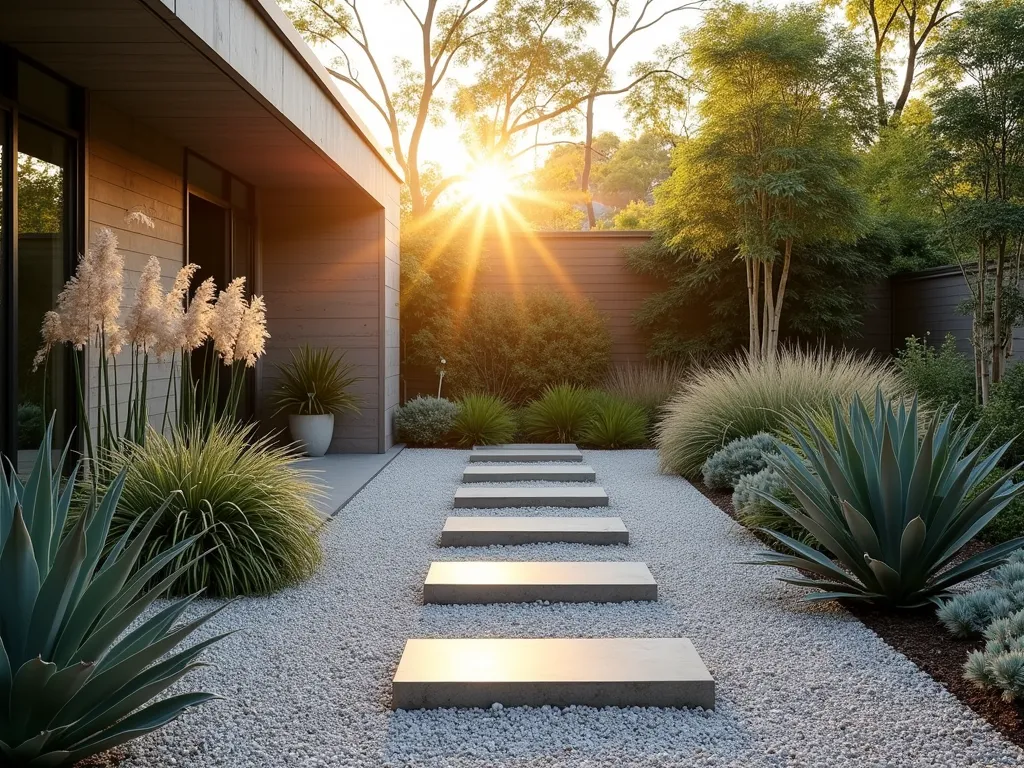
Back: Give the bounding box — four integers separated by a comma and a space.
462, 465, 596, 483
454, 486, 609, 508
392, 637, 714, 710
440, 516, 628, 546
422, 560, 656, 604
468, 449, 584, 463
473, 443, 578, 450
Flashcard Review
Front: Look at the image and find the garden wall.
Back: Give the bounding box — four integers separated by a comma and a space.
891, 266, 1024, 362
471, 231, 661, 364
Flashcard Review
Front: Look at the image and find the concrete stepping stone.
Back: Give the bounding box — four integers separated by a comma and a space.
454, 486, 608, 508
462, 464, 597, 483
473, 443, 578, 450
392, 637, 714, 710
422, 560, 656, 604
469, 449, 584, 463
440, 516, 628, 546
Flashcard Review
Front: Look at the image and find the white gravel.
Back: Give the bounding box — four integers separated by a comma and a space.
121, 448, 1024, 767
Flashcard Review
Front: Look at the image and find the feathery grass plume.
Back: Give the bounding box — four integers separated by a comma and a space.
93, 421, 325, 597
153, 262, 200, 358
209, 277, 247, 365
124, 206, 156, 229
657, 348, 900, 478
124, 256, 166, 350
32, 310, 63, 371
182, 276, 216, 351
233, 294, 270, 367
602, 359, 688, 416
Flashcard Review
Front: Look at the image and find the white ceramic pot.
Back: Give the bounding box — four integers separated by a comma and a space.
289, 413, 335, 457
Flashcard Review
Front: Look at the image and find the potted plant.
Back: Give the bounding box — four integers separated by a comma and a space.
273, 344, 361, 456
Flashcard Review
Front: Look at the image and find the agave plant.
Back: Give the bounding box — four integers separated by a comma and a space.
750, 389, 1024, 607
0, 422, 231, 766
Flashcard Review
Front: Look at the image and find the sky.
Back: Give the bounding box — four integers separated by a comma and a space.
304, 1, 708, 178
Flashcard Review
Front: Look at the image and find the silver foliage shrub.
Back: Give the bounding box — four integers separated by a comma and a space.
938, 551, 1024, 638
701, 433, 780, 490
394, 396, 460, 446
966, 609, 1024, 701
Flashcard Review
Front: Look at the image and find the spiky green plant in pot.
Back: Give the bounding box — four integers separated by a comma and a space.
750, 390, 1024, 607
0, 422, 231, 766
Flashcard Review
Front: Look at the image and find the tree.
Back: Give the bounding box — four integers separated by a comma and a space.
283, 0, 616, 215
928, 0, 1024, 401
626, 228, 890, 360
575, 0, 704, 229
826, 0, 955, 126
282, 0, 491, 215
519, 131, 670, 228
652, 3, 874, 359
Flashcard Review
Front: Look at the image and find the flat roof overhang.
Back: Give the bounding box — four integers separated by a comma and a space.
0, 0, 401, 200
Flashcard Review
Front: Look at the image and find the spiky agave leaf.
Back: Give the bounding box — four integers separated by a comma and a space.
0, 419, 231, 766
749, 388, 1024, 607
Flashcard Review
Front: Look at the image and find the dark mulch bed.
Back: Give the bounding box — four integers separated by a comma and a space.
694, 480, 1024, 749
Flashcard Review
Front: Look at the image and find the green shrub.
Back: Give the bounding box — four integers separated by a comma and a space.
965, 609, 1024, 701
602, 360, 687, 430
980, 362, 1024, 469
938, 551, 1024, 638
16, 400, 44, 447
272, 344, 361, 416
394, 396, 460, 446
523, 384, 597, 443
657, 348, 899, 478
97, 422, 324, 597
732, 467, 815, 547
453, 393, 516, 446
421, 291, 611, 404
895, 333, 976, 414
1, 422, 228, 766
752, 390, 1024, 607
581, 394, 648, 448
701, 433, 779, 490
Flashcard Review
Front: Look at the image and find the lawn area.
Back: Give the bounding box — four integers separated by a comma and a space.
114, 448, 1021, 768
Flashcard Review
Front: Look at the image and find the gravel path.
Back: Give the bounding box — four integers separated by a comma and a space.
122, 448, 1024, 768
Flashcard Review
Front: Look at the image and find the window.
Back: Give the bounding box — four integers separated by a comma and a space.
0, 47, 82, 470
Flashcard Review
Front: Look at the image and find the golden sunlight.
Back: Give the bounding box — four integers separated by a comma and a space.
459, 161, 519, 211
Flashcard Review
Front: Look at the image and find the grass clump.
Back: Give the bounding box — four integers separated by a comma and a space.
272, 344, 361, 416
656, 348, 898, 478
97, 422, 324, 597
581, 394, 648, 448
602, 360, 686, 429
394, 396, 460, 446
523, 383, 596, 443
453, 393, 516, 446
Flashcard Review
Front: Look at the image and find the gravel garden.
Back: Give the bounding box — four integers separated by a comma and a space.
107, 447, 1024, 768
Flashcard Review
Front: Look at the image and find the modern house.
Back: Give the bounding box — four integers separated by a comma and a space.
0, 0, 402, 469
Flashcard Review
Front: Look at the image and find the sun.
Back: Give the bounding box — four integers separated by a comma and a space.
460, 161, 519, 211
